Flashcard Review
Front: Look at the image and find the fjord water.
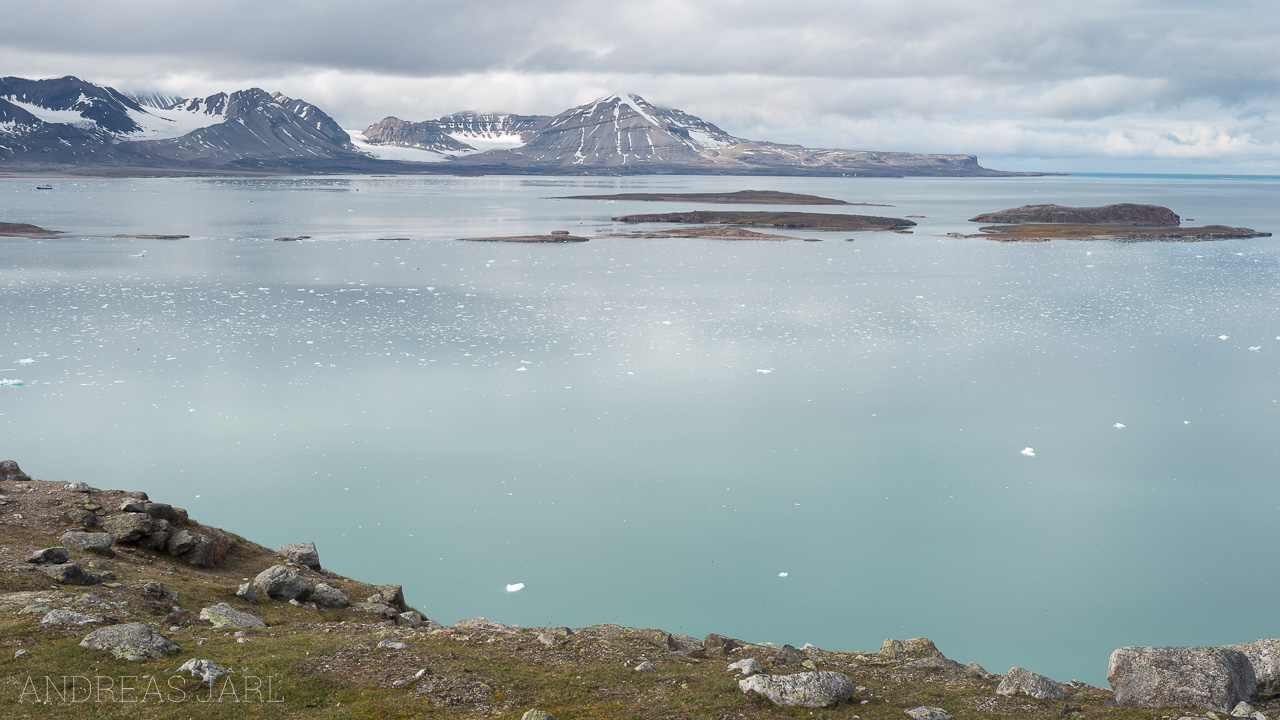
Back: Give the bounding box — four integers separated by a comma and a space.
2, 174, 1278, 685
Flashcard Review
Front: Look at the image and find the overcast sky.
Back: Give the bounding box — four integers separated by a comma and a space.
4, 0, 1279, 172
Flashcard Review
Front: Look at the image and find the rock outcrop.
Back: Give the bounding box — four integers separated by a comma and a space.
739, 671, 854, 708
253, 565, 312, 602
996, 666, 1063, 700
200, 602, 267, 628
1108, 646, 1256, 711
279, 541, 321, 570
0, 459, 30, 480
79, 622, 180, 659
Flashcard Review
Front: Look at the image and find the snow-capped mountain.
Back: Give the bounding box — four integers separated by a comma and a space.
0, 77, 1016, 176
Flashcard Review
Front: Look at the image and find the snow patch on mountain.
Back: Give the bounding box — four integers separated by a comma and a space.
347, 129, 453, 162
3, 98, 97, 130
445, 131, 525, 152
3, 94, 225, 141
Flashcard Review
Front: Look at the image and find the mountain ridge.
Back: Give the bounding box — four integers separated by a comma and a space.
0, 77, 1041, 176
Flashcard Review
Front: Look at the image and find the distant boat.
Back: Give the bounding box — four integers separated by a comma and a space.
35, 184, 52, 190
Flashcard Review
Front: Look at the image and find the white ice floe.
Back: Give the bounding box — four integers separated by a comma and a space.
756, 369, 772, 374
1249, 346, 1261, 352
16, 358, 34, 365
1219, 335, 1229, 340
1020, 447, 1036, 457
1184, 420, 1191, 425
778, 572, 788, 577
506, 583, 525, 593
1113, 423, 1126, 429
0, 379, 23, 387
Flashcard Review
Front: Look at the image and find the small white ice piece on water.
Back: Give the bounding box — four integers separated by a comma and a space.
506, 583, 525, 593
1250, 346, 1261, 352
778, 572, 788, 578
17, 358, 34, 365
1020, 447, 1036, 457
1219, 335, 1229, 340
1113, 423, 1126, 429
756, 369, 772, 374
0, 379, 23, 387
1184, 420, 1191, 425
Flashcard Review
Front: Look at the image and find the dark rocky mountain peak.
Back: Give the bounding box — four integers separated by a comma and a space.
0, 75, 148, 136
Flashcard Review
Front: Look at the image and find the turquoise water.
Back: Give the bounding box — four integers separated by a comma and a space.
2, 174, 1278, 685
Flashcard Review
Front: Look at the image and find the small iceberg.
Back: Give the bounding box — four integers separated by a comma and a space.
778, 572, 788, 578
506, 583, 525, 593
1113, 423, 1126, 429
1020, 447, 1036, 457
16, 358, 35, 365
756, 369, 772, 374
1, 379, 23, 387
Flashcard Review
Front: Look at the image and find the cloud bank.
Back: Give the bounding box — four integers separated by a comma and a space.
3, 0, 1279, 172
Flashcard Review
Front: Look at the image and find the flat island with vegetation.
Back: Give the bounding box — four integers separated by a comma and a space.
964, 203, 1270, 242
555, 190, 891, 206
612, 210, 916, 231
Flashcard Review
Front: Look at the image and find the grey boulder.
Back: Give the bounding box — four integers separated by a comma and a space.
310, 583, 349, 608
65, 482, 93, 492
1224, 639, 1280, 697
728, 658, 763, 676
165, 529, 197, 556
200, 602, 266, 629
39, 562, 97, 585
1108, 646, 1256, 712
739, 671, 854, 708
101, 512, 152, 543
253, 565, 312, 601
178, 658, 232, 684
80, 622, 180, 659
236, 582, 258, 604
996, 666, 1063, 700
40, 609, 108, 626
0, 459, 30, 480
879, 637, 945, 661
60, 531, 115, 554
906, 708, 953, 720
183, 533, 229, 568
26, 547, 69, 564
279, 542, 320, 570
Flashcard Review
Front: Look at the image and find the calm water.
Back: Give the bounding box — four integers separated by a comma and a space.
2, 174, 1278, 685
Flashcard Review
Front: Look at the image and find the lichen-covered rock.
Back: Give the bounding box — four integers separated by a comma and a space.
184, 533, 229, 567
906, 707, 953, 720
60, 531, 115, 554
118, 499, 146, 513
39, 562, 97, 585
178, 658, 232, 684
65, 482, 92, 493
879, 637, 945, 661
739, 671, 853, 708
166, 529, 197, 556
354, 601, 399, 618
310, 582, 349, 608
395, 611, 424, 626
80, 622, 179, 659
1224, 639, 1280, 697
253, 565, 312, 601
1108, 646, 1255, 712
26, 546, 69, 564
729, 658, 763, 676
373, 584, 406, 612
634, 661, 656, 671
101, 512, 152, 543
40, 609, 108, 626
279, 542, 320, 570
200, 602, 266, 629
0, 459, 30, 480
996, 666, 1063, 699
521, 711, 555, 720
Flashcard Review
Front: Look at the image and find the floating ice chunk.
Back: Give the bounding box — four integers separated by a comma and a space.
0, 379, 23, 387
1184, 420, 1191, 425
778, 572, 788, 578
1219, 335, 1229, 340
1249, 346, 1261, 352
756, 369, 772, 374
1113, 423, 1126, 429
1020, 447, 1036, 457
16, 358, 35, 365
506, 583, 525, 593
516, 366, 527, 372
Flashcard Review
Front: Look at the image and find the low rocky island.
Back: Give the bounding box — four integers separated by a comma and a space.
969, 203, 1182, 226
0, 221, 62, 238
556, 190, 891, 206
458, 231, 590, 243
966, 203, 1269, 242
612, 211, 916, 231
609, 227, 802, 240
1, 457, 1278, 719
